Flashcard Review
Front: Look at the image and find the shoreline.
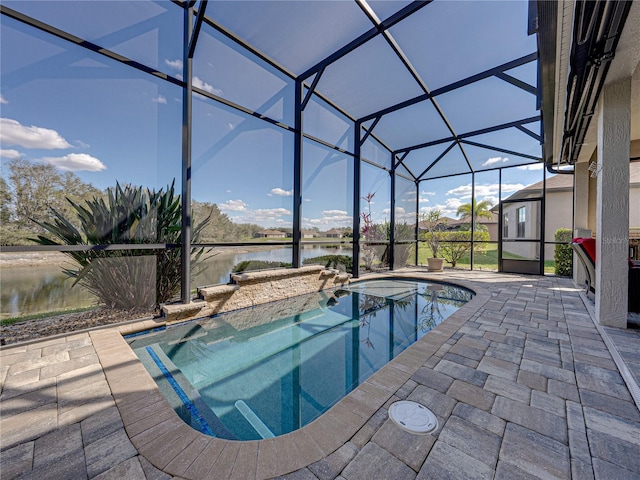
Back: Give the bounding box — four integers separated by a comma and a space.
0, 245, 291, 268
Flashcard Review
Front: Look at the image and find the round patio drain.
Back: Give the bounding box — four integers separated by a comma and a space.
388, 400, 438, 434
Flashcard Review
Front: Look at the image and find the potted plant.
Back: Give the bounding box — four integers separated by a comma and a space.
421, 209, 446, 272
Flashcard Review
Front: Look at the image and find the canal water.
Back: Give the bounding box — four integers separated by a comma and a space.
0, 246, 352, 320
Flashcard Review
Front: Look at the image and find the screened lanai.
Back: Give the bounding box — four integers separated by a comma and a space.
0, 0, 572, 315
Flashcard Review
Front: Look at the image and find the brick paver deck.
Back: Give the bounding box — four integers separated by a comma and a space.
1, 270, 639, 479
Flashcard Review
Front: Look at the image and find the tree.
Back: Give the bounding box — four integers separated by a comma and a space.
192, 201, 262, 242
439, 230, 490, 267
0, 177, 11, 224
439, 231, 472, 267
420, 209, 447, 258
2, 158, 101, 243
456, 199, 494, 226
31, 181, 210, 310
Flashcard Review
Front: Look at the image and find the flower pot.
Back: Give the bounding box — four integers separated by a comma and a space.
427, 257, 444, 272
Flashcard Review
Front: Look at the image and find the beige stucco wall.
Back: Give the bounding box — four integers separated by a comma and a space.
543, 189, 574, 262
588, 169, 640, 232
502, 201, 541, 259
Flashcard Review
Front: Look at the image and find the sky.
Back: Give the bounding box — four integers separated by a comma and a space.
0, 0, 548, 231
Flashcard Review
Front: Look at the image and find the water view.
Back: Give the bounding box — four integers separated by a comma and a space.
0, 245, 351, 320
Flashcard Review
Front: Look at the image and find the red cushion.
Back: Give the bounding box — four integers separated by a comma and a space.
573, 237, 596, 263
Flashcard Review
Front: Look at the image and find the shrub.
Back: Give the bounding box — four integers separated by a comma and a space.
31, 181, 210, 310
554, 228, 573, 276
384, 222, 414, 267
438, 230, 490, 267
439, 231, 471, 267
303, 254, 352, 272
232, 260, 291, 273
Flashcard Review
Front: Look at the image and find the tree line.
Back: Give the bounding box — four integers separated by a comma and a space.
0, 159, 264, 246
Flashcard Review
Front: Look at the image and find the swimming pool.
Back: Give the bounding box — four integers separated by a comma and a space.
126, 278, 473, 441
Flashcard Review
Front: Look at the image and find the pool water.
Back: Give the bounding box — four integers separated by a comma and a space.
126, 279, 473, 441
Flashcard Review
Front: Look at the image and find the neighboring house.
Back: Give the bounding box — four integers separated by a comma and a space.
446, 214, 498, 242
416, 216, 456, 234
498, 175, 563, 260
254, 230, 286, 239
324, 229, 344, 238
500, 161, 640, 261
416, 214, 498, 241
287, 230, 316, 239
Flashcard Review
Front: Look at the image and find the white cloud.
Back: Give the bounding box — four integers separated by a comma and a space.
302, 211, 352, 230
422, 197, 465, 217
269, 187, 293, 197
0, 94, 7, 104
193, 76, 223, 96
446, 183, 524, 199
219, 199, 248, 212
42, 153, 106, 172
235, 207, 292, 225
322, 209, 347, 216
152, 95, 167, 104
74, 140, 91, 148
481, 156, 509, 167
421, 191, 436, 196
517, 163, 544, 170
225, 189, 232, 193
500, 183, 525, 193
0, 118, 72, 149
483, 195, 499, 206
446, 185, 473, 198
254, 208, 291, 217
164, 59, 183, 70
300, 209, 353, 229
0, 149, 21, 159
227, 123, 235, 130
383, 207, 406, 215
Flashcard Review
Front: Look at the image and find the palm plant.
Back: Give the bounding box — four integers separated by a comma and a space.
456, 198, 494, 225
31, 181, 210, 311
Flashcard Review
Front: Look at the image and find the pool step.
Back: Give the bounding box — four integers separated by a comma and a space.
235, 400, 275, 439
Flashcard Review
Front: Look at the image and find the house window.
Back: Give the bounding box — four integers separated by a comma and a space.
517, 207, 526, 238
503, 213, 508, 238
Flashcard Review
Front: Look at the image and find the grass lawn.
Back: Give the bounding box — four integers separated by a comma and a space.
0, 306, 98, 326
417, 243, 556, 274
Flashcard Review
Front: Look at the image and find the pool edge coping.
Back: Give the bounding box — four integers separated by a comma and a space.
90, 272, 491, 479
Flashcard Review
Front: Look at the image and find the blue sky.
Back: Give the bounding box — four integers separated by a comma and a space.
0, 0, 548, 231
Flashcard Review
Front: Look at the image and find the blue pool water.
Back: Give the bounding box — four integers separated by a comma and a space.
126, 279, 473, 440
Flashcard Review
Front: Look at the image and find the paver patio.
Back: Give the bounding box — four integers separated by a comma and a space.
1, 270, 639, 479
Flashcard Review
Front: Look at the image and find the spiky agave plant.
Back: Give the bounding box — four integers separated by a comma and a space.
31, 181, 210, 311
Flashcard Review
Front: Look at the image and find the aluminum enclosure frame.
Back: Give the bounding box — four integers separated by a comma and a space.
0, 0, 549, 304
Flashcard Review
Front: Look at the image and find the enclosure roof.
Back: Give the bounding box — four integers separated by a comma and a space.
196, 0, 544, 180
1, 0, 545, 181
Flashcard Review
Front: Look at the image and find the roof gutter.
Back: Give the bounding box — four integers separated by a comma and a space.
556, 0, 632, 171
